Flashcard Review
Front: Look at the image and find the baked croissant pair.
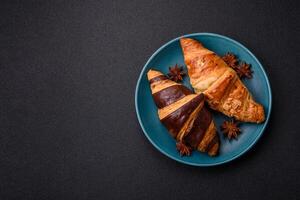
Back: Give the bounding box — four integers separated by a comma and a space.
148, 38, 265, 156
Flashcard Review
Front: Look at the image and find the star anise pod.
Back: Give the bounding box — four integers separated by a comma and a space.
222, 53, 238, 69
176, 142, 192, 156
236, 62, 253, 79
168, 64, 186, 82
220, 119, 241, 140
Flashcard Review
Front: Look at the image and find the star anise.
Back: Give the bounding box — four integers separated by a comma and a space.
222, 53, 253, 79
220, 119, 241, 140
176, 142, 192, 156
222, 53, 238, 69
236, 62, 253, 79
168, 64, 186, 82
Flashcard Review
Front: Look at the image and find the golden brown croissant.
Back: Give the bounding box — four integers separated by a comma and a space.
147, 69, 220, 156
180, 38, 265, 123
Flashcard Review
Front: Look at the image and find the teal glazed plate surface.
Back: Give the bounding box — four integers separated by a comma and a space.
135, 33, 272, 166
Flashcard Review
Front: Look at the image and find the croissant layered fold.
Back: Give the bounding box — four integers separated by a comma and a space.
147, 69, 219, 156
180, 38, 265, 123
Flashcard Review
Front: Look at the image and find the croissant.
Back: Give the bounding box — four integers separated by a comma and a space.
180, 38, 265, 123
147, 69, 220, 156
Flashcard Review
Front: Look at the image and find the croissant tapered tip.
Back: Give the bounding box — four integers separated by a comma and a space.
180, 37, 193, 47
256, 104, 265, 123
180, 37, 193, 42
180, 37, 205, 54
208, 141, 220, 156
147, 69, 164, 81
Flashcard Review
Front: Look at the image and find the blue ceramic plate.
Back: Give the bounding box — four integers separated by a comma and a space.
135, 33, 272, 166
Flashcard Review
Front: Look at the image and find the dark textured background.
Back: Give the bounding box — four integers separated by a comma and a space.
0, 0, 299, 199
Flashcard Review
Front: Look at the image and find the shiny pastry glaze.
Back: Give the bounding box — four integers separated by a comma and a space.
149, 75, 168, 84
153, 85, 192, 108
161, 94, 204, 137
183, 106, 212, 149
147, 69, 220, 156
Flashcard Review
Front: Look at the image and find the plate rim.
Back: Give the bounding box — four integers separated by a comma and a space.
135, 32, 272, 166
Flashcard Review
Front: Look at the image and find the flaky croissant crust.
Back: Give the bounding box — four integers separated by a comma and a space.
180, 38, 265, 123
